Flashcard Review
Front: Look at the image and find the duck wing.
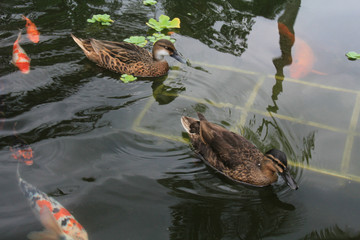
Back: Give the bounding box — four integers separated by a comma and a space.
89, 38, 153, 64
197, 113, 263, 169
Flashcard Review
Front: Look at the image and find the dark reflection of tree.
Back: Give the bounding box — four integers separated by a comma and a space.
158, 175, 299, 240
163, 0, 287, 56
299, 225, 360, 240
246, 111, 315, 168
269, 0, 301, 113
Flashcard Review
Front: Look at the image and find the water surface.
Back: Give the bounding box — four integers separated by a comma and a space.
1, 0, 360, 239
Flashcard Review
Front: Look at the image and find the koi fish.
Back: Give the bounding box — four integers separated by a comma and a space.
289, 37, 315, 79
12, 31, 31, 74
18, 171, 88, 240
22, 15, 40, 43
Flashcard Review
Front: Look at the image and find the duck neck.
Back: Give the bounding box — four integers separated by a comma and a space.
153, 49, 169, 61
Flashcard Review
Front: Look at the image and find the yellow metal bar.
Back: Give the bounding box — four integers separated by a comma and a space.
191, 61, 258, 75
341, 92, 360, 173
191, 61, 358, 94
273, 74, 359, 94
289, 161, 360, 183
238, 75, 266, 130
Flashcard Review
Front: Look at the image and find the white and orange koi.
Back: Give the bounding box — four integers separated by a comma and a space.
18, 171, 88, 240
15, 151, 87, 240
22, 15, 40, 43
12, 31, 31, 74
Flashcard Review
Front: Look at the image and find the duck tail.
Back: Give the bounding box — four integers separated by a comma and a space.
197, 112, 207, 121
181, 116, 200, 134
71, 34, 89, 54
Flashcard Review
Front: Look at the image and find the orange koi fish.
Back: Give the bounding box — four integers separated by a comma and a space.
22, 15, 40, 43
18, 171, 88, 240
289, 37, 315, 79
12, 31, 31, 74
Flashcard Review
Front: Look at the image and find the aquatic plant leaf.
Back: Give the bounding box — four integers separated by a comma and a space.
346, 51, 360, 60
167, 18, 180, 29
147, 33, 175, 44
143, 0, 157, 6
146, 18, 162, 31
123, 36, 148, 47
87, 14, 114, 25
120, 74, 137, 83
146, 15, 181, 31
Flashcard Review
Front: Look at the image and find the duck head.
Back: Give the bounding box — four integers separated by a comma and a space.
153, 39, 186, 63
265, 149, 298, 190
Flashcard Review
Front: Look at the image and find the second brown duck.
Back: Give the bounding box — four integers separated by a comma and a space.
181, 113, 298, 190
71, 34, 185, 77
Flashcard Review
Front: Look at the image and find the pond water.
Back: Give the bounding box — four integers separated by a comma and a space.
1, 0, 360, 239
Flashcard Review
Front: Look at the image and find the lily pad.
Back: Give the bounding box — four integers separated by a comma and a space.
147, 33, 175, 44
120, 74, 137, 83
124, 36, 148, 47
146, 15, 180, 31
87, 14, 114, 26
346, 51, 360, 61
143, 0, 157, 5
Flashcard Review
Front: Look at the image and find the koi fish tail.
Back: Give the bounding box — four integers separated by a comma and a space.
27, 206, 66, 240
16, 30, 22, 42
10, 122, 34, 166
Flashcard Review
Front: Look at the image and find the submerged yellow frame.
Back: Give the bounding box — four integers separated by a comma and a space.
132, 62, 360, 183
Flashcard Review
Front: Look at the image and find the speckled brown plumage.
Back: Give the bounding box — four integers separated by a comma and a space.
181, 113, 298, 189
71, 34, 185, 77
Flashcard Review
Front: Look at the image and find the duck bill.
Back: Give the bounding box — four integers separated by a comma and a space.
280, 169, 298, 190
171, 50, 186, 64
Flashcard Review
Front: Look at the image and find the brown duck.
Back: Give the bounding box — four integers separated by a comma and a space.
181, 113, 298, 190
71, 34, 185, 77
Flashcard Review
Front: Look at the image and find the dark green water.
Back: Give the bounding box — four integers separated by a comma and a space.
1, 0, 360, 239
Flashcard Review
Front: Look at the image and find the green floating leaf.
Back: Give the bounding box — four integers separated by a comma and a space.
346, 51, 360, 61
120, 74, 137, 83
147, 33, 175, 44
146, 14, 180, 31
143, 0, 157, 6
87, 14, 114, 25
123, 36, 148, 47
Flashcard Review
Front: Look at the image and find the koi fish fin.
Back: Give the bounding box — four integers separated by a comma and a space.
27, 207, 65, 240
16, 30, 22, 42
311, 69, 327, 75
27, 230, 59, 240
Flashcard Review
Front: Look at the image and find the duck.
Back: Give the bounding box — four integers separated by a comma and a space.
71, 34, 185, 77
181, 113, 298, 190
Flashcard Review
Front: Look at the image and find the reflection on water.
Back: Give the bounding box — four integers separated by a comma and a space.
151, 75, 186, 105
299, 225, 360, 240
164, 0, 288, 56
159, 170, 299, 240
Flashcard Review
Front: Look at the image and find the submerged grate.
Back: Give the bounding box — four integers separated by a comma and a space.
132, 61, 360, 183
